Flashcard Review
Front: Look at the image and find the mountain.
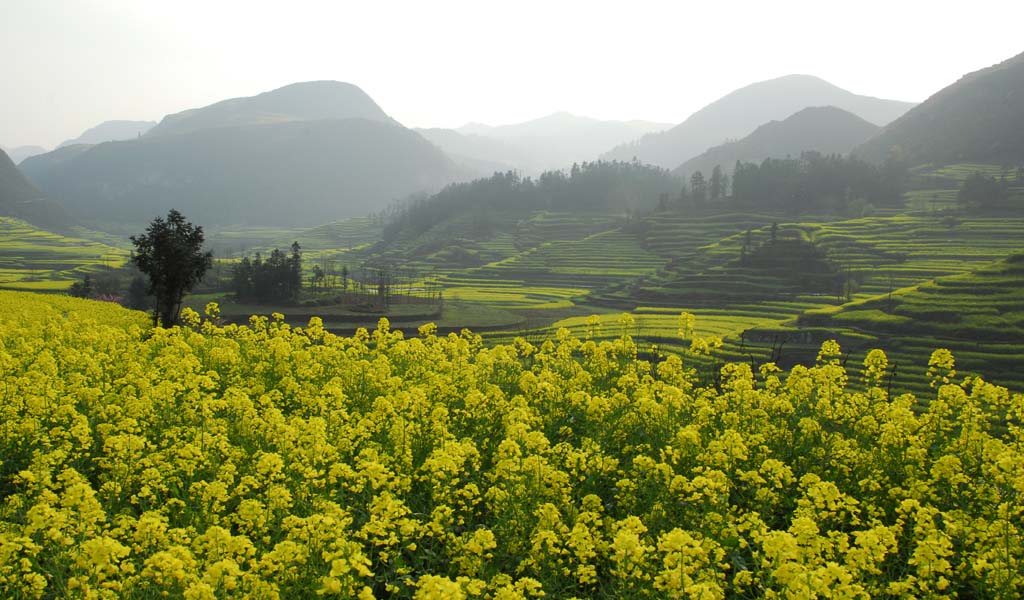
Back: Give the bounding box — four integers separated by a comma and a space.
675, 106, 880, 177
58, 120, 156, 148
603, 75, 916, 169
1, 145, 48, 164
855, 52, 1024, 165
147, 81, 392, 137
415, 128, 528, 174
449, 112, 671, 173
455, 122, 495, 136
22, 118, 466, 228
0, 148, 70, 230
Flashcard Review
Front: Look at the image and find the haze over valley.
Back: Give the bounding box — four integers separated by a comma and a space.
3, 3, 1024, 597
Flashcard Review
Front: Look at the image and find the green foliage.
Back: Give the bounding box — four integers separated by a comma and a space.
130, 209, 213, 326
957, 171, 1009, 209
730, 152, 905, 213
231, 242, 303, 303
383, 161, 678, 240
857, 51, 1024, 165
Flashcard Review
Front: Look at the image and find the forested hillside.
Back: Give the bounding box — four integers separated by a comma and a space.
856, 51, 1024, 165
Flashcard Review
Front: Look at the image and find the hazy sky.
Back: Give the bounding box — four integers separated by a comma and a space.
3, 0, 1023, 148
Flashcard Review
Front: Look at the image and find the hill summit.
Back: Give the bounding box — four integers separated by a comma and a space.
603, 74, 914, 169
675, 106, 880, 177
147, 81, 393, 137
855, 51, 1024, 165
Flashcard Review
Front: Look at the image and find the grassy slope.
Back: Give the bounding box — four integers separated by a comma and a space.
0, 217, 128, 291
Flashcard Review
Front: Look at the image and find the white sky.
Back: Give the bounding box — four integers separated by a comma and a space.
2, 0, 1023, 148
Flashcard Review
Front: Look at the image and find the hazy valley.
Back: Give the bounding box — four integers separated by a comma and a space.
2, 13, 1024, 596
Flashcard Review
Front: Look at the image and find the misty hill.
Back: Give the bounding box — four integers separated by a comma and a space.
452, 112, 671, 173
22, 118, 466, 228
415, 128, 527, 174
58, 120, 156, 148
0, 148, 70, 230
1, 145, 47, 164
856, 52, 1024, 165
675, 106, 880, 177
147, 81, 393, 137
383, 161, 679, 242
603, 75, 915, 169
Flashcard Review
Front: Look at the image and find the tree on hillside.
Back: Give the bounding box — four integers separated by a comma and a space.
230, 243, 303, 302
691, 171, 707, 203
131, 209, 213, 326
710, 165, 724, 200
957, 172, 1007, 209
69, 274, 94, 299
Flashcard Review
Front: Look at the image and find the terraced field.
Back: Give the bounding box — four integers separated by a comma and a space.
905, 162, 1024, 212
436, 229, 663, 309
792, 255, 1024, 396
0, 217, 128, 291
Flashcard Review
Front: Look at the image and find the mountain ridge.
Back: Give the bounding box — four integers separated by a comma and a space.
602, 74, 915, 169
675, 106, 880, 177
147, 81, 393, 137
59, 120, 156, 148
855, 52, 1024, 165
23, 118, 469, 228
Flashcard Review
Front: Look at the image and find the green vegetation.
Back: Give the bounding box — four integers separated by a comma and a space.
0, 217, 126, 291
856, 51, 1024, 165
791, 254, 1024, 394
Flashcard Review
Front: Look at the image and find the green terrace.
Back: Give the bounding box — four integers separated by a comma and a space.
0, 217, 128, 291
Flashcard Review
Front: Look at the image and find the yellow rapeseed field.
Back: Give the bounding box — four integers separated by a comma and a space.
0, 291, 1021, 599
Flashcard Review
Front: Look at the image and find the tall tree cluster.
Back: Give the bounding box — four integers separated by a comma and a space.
383, 161, 678, 240
231, 242, 303, 302
957, 172, 1009, 209
728, 152, 905, 213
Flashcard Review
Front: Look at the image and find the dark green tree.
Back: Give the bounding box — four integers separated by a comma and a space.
690, 171, 707, 203
68, 274, 93, 299
709, 165, 724, 200
957, 172, 1007, 209
130, 209, 213, 326
125, 276, 151, 310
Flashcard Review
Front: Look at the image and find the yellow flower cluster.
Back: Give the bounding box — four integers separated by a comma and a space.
1, 291, 1022, 598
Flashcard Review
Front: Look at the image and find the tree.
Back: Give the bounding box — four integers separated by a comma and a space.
957, 172, 1006, 209
131, 209, 212, 326
125, 276, 151, 310
68, 274, 93, 298
690, 171, 707, 203
709, 165, 724, 200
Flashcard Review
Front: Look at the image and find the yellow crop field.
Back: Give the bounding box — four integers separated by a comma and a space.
0, 292, 1021, 599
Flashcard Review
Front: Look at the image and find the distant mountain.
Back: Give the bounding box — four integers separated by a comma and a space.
855, 52, 1024, 165
22, 118, 466, 228
147, 81, 392, 137
415, 128, 528, 174
449, 112, 671, 173
0, 148, 70, 230
2, 145, 48, 164
58, 120, 156, 148
675, 106, 880, 177
603, 75, 915, 168
455, 122, 495, 136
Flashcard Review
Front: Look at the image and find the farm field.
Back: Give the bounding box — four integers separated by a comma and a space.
0, 217, 128, 291
2, 291, 1022, 598
792, 254, 1024, 395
